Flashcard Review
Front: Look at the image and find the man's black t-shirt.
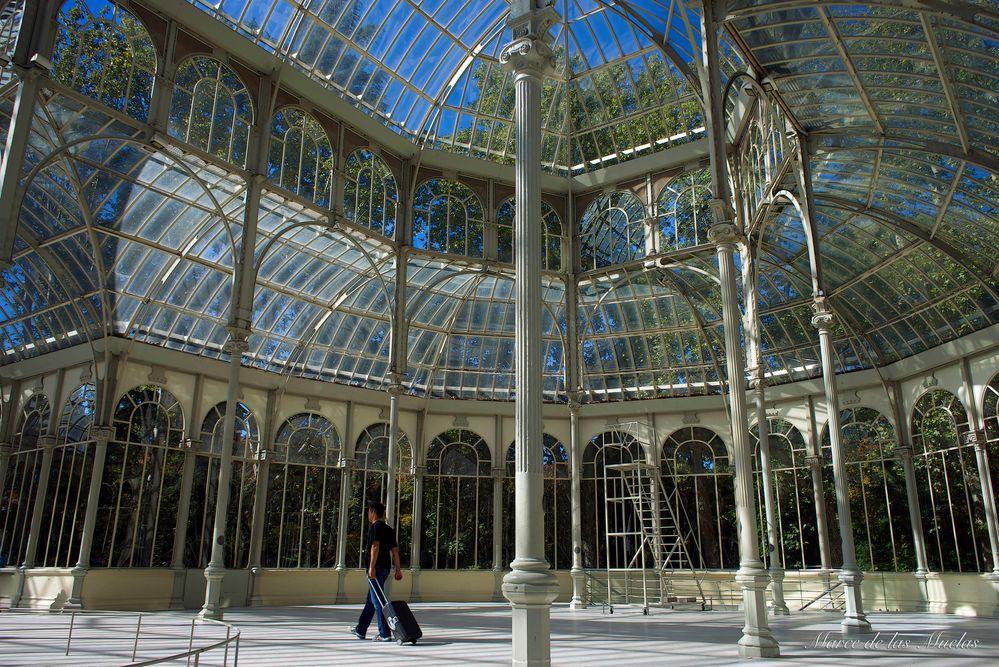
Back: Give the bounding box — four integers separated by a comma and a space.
367, 520, 397, 568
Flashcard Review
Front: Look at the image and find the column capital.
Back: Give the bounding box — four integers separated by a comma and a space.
91, 425, 114, 446
37, 434, 57, 450
962, 430, 988, 451
492, 467, 508, 481
811, 296, 835, 331
707, 198, 735, 224
340, 458, 355, 472
748, 367, 768, 391
224, 326, 251, 354
895, 443, 914, 462
566, 390, 582, 414
0, 441, 12, 456
500, 35, 556, 78
386, 382, 405, 398
414, 464, 427, 477
707, 222, 744, 250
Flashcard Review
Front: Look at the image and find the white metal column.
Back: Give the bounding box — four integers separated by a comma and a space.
812, 297, 871, 634
500, 2, 560, 664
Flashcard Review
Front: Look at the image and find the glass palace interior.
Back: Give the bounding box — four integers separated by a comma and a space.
0, 0, 998, 654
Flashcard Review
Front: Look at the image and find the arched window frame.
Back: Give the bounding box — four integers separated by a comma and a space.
343, 149, 399, 238
910, 389, 989, 572
579, 430, 644, 569
412, 178, 485, 257
422, 428, 492, 569
263, 412, 342, 568
93, 385, 185, 568
819, 407, 911, 572
579, 191, 646, 270
660, 426, 735, 569
267, 106, 335, 207
40, 383, 96, 567
495, 197, 564, 271
656, 168, 713, 252
187, 401, 260, 569
52, 0, 156, 120
348, 423, 414, 568
0, 393, 50, 567
751, 418, 818, 570
168, 56, 254, 166
502, 434, 570, 569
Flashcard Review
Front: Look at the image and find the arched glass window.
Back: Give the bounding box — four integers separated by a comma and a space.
579, 191, 646, 270
0, 393, 50, 567
52, 0, 156, 120
187, 401, 259, 569
502, 434, 570, 569
343, 149, 398, 237
94, 385, 185, 567
820, 408, 912, 571
263, 413, 341, 568
984, 371, 999, 495
412, 179, 484, 257
40, 383, 96, 567
657, 168, 713, 251
751, 418, 819, 570
169, 56, 253, 166
421, 429, 492, 569
496, 198, 563, 270
579, 430, 644, 569
268, 107, 334, 206
911, 389, 989, 572
348, 423, 414, 568
661, 426, 735, 569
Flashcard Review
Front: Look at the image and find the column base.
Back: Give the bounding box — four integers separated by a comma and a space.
735, 567, 780, 658
199, 565, 226, 620
492, 567, 506, 602
66, 565, 87, 610
769, 567, 789, 616
986, 571, 999, 618
913, 569, 930, 613
9, 566, 26, 608
838, 569, 872, 635
168, 567, 186, 610
569, 568, 586, 609
334, 566, 348, 604
409, 567, 422, 603
247, 567, 265, 607
503, 562, 560, 667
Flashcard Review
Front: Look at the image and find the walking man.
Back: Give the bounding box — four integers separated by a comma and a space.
349, 501, 402, 641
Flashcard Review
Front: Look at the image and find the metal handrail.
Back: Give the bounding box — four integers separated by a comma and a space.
0, 608, 240, 666
799, 581, 844, 611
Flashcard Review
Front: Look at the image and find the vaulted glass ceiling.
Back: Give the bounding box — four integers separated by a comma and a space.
1, 0, 998, 404
187, 0, 746, 173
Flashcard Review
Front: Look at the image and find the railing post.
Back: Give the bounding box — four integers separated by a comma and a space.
131, 613, 143, 661
65, 611, 76, 656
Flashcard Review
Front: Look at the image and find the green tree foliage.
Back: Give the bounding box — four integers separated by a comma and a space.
268, 107, 335, 207
343, 149, 398, 237
52, 0, 155, 121
412, 178, 484, 257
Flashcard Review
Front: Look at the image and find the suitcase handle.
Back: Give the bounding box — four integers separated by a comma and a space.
367, 576, 389, 608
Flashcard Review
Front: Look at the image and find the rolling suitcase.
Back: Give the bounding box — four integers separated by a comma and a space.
369, 577, 423, 645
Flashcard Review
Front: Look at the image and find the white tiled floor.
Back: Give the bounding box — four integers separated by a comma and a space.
2, 605, 998, 666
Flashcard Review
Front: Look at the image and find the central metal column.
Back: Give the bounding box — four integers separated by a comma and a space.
200, 327, 250, 619
811, 297, 871, 634
709, 220, 779, 657
568, 393, 585, 608
500, 2, 560, 664
750, 373, 789, 615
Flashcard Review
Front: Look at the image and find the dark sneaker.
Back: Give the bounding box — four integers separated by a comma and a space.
374, 635, 393, 642
348, 627, 365, 640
